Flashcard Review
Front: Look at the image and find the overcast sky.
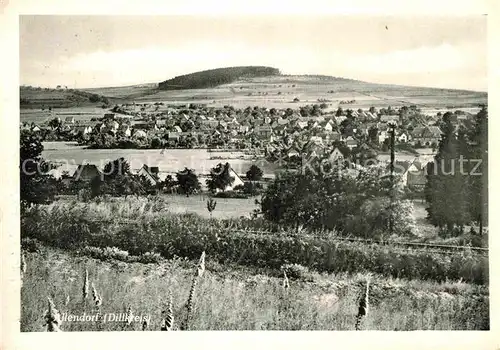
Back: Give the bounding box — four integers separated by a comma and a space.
19, 15, 487, 91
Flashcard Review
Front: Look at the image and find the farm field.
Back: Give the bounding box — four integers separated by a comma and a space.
79, 75, 487, 110
21, 244, 489, 331
159, 194, 257, 218
56, 193, 258, 219
20, 107, 131, 124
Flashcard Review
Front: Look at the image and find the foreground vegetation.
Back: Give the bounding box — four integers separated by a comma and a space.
21, 245, 488, 331
21, 198, 488, 285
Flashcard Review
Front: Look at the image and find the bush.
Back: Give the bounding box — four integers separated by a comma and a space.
214, 191, 249, 199
80, 246, 130, 261
234, 182, 263, 196
22, 204, 488, 284
21, 237, 43, 253
281, 263, 310, 280
78, 245, 163, 264
137, 251, 163, 264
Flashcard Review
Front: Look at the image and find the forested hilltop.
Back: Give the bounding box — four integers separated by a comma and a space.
158, 66, 280, 90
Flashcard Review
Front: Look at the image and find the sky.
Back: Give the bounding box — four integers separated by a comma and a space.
19, 15, 488, 91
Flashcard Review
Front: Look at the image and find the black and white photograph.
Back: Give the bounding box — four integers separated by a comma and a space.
14, 13, 490, 334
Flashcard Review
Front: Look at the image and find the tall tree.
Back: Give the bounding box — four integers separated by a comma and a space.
467, 106, 488, 234
20, 130, 58, 208
206, 163, 234, 193
176, 168, 201, 197
425, 115, 470, 233
246, 164, 263, 182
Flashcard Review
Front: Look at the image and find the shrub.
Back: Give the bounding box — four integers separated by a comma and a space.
80, 246, 130, 261
234, 181, 263, 196
137, 252, 163, 264
281, 263, 310, 280
22, 204, 488, 284
21, 237, 43, 253
214, 191, 249, 199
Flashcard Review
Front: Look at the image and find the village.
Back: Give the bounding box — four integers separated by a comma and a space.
20, 99, 479, 194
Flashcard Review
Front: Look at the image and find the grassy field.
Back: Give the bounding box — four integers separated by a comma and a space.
21, 245, 489, 331
161, 194, 257, 219
55, 194, 258, 219
116, 76, 485, 108
64, 75, 487, 110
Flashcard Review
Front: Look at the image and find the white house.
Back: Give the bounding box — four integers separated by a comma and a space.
398, 132, 409, 143
378, 130, 388, 144
119, 125, 131, 137
297, 121, 308, 129
309, 136, 324, 145
345, 136, 358, 150
335, 116, 347, 124
133, 130, 147, 139
216, 164, 245, 192
324, 122, 333, 132
137, 164, 160, 186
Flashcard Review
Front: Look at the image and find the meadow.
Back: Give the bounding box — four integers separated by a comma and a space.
20, 195, 489, 331
81, 75, 487, 110
21, 245, 488, 331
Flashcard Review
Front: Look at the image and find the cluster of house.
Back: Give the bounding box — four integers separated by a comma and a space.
23, 104, 453, 152
24, 103, 478, 192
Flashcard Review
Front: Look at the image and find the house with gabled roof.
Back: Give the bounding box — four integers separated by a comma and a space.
345, 136, 358, 150
137, 164, 161, 186
31, 124, 42, 132
383, 157, 428, 189
365, 111, 377, 120
118, 124, 131, 137
329, 147, 345, 161
167, 132, 180, 141
380, 115, 400, 124
73, 125, 93, 136
254, 125, 272, 138
64, 116, 75, 124
321, 121, 334, 132
397, 131, 410, 143
297, 121, 308, 129
133, 129, 147, 139
410, 125, 442, 146
72, 164, 101, 182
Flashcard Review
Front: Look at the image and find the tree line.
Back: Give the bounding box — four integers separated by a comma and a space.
425, 106, 488, 235
158, 66, 280, 90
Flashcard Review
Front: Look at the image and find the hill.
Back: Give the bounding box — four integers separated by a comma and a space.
20, 86, 112, 109
23, 68, 487, 111
158, 66, 280, 90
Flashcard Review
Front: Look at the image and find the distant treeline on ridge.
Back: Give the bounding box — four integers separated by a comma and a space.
158, 66, 281, 90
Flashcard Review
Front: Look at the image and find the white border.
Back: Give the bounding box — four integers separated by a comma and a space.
1, 1, 498, 349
